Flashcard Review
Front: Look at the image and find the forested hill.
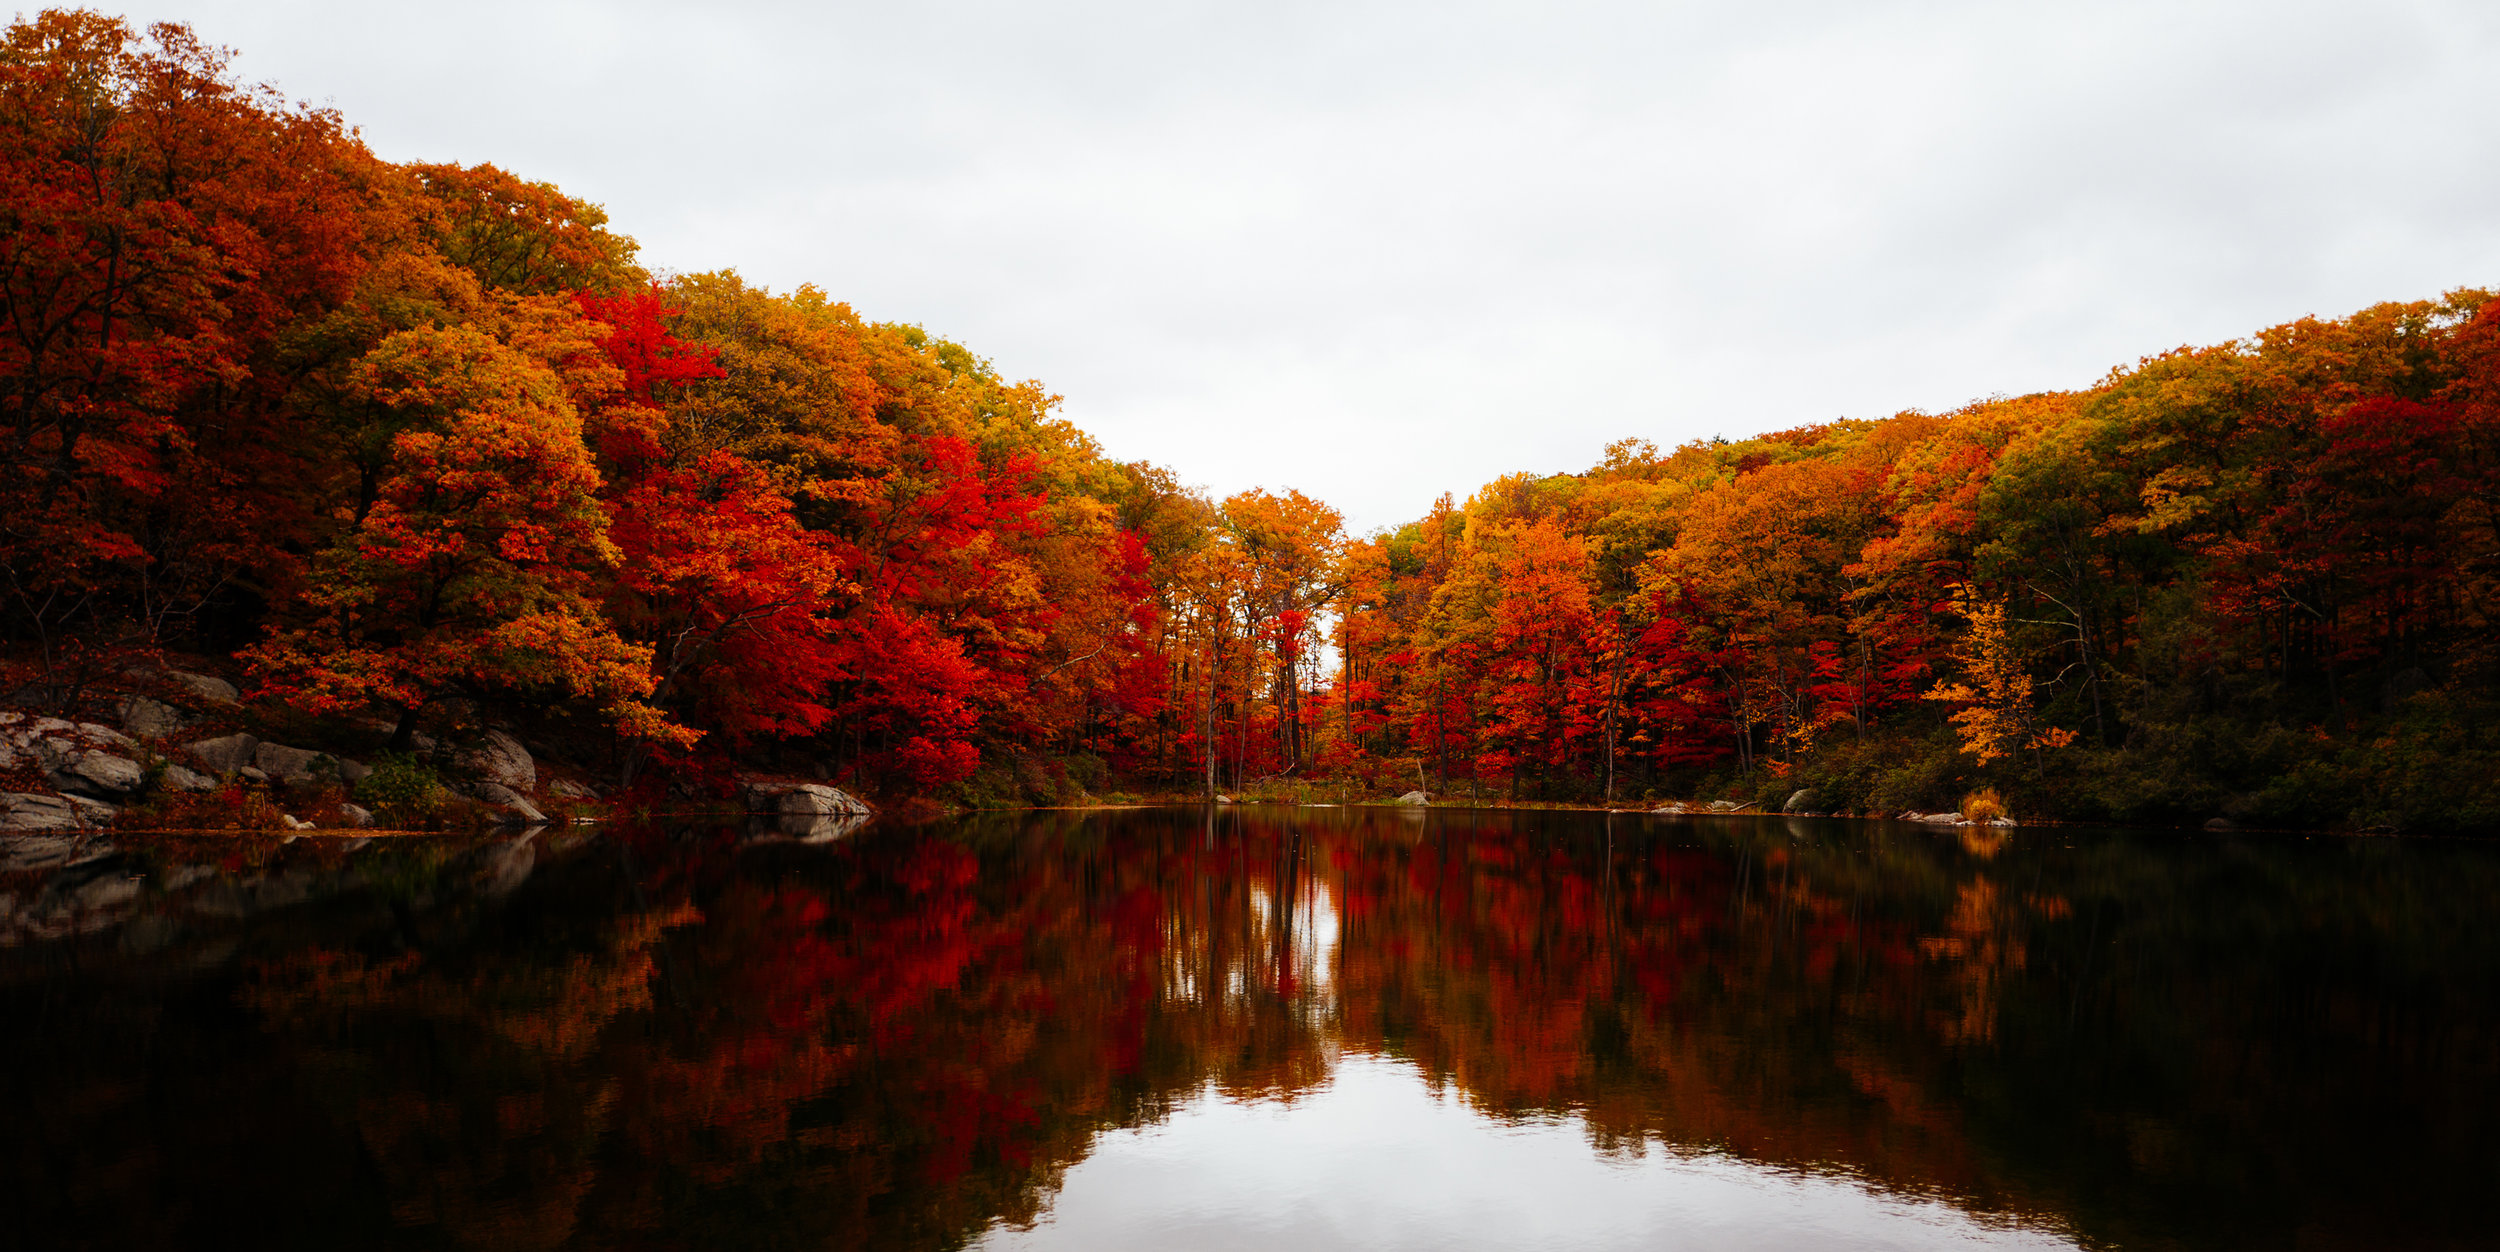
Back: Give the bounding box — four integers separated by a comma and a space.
5, 11, 2496, 831
1340, 299, 2500, 832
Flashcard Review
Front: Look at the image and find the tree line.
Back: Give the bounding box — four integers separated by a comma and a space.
6, 12, 2496, 828
1311, 292, 2500, 829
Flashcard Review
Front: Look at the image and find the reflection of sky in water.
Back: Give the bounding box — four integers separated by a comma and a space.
977, 1054, 2079, 1252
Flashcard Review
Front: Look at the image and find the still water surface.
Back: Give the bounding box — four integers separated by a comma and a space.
2, 806, 2493, 1249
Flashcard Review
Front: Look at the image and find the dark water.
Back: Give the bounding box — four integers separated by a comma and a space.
2, 807, 2495, 1251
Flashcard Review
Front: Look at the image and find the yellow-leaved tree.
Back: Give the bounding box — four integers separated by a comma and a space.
1924, 590, 2075, 765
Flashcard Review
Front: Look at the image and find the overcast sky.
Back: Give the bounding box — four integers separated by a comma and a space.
115, 0, 2500, 534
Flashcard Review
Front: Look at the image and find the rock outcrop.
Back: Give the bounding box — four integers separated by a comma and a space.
462, 730, 535, 791
735, 781, 870, 840
118, 695, 190, 739
1395, 791, 1429, 806
0, 714, 74, 769
185, 733, 260, 777
159, 763, 217, 792
2, 793, 84, 832
52, 750, 144, 799
778, 784, 870, 817
251, 743, 369, 787
1896, 810, 2013, 826
253, 743, 326, 785
167, 671, 239, 704
475, 782, 548, 825
4, 715, 145, 809
0, 792, 115, 831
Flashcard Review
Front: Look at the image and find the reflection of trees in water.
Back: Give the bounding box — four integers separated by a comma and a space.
3, 810, 2495, 1250
1325, 811, 2032, 1207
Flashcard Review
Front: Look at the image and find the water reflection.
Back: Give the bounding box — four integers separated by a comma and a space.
1, 807, 2494, 1250
977, 1056, 2077, 1252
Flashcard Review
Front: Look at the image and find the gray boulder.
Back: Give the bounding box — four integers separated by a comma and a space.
1395, 790, 1429, 806
0, 714, 74, 772
463, 730, 535, 790
75, 722, 137, 750
339, 803, 375, 828
0, 792, 115, 831
0, 713, 77, 742
13, 727, 128, 786
476, 782, 548, 825
186, 733, 260, 776
254, 743, 328, 785
1783, 788, 1822, 814
778, 784, 870, 817
52, 751, 145, 798
159, 763, 217, 793
547, 778, 598, 800
240, 744, 368, 788
63, 793, 119, 823
250, 743, 365, 787
118, 696, 190, 739
31, 738, 76, 774
1, 793, 87, 832
167, 671, 239, 704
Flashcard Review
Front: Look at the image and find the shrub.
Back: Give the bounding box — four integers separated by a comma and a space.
133, 780, 291, 831
357, 753, 450, 813
1961, 787, 2007, 823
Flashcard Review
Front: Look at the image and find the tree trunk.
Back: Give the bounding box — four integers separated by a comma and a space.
387, 702, 422, 754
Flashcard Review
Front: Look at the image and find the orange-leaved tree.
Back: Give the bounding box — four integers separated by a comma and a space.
248, 320, 683, 750
1923, 590, 2073, 767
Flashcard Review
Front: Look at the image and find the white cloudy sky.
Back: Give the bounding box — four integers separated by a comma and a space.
115, 0, 2500, 533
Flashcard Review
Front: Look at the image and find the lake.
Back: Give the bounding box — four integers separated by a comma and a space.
3, 806, 2494, 1250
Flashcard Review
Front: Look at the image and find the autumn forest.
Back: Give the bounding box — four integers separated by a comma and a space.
9, 12, 2500, 833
